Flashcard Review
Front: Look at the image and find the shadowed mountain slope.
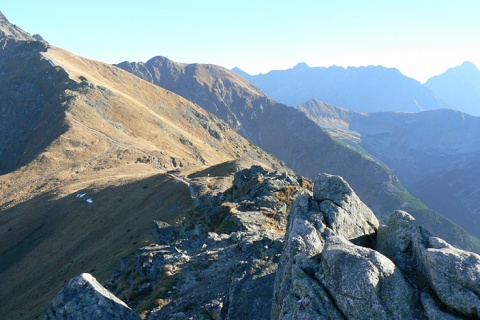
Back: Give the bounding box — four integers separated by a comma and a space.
118, 57, 479, 253
232, 63, 448, 112
0, 13, 286, 319
299, 99, 480, 238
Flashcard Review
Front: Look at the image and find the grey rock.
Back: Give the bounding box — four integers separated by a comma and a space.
151, 220, 176, 245
273, 189, 418, 320
106, 165, 307, 319
420, 292, 462, 320
420, 239, 480, 318
377, 210, 480, 318
272, 194, 344, 320
376, 210, 420, 281
44, 273, 140, 320
233, 165, 269, 198
318, 233, 419, 320
314, 173, 379, 246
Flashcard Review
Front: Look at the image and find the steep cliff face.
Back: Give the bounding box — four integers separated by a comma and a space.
0, 12, 70, 174
46, 165, 480, 319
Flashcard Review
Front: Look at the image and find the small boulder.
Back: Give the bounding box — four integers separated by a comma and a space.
152, 220, 176, 245
420, 239, 480, 318
44, 273, 140, 320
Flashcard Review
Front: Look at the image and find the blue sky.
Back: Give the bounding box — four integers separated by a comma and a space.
2, 0, 479, 82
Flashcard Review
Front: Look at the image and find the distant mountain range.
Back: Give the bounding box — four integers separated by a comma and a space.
234, 61, 480, 116
233, 63, 449, 112
425, 61, 480, 116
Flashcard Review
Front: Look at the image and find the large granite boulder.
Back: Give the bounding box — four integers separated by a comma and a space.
318, 233, 418, 319
44, 273, 140, 320
272, 174, 418, 319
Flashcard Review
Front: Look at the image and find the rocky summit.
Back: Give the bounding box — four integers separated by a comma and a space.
45, 165, 480, 319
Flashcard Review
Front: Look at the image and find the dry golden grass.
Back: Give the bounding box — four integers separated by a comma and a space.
0, 173, 194, 319
0, 47, 286, 319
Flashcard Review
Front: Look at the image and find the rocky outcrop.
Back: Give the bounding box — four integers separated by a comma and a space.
273, 174, 480, 320
313, 173, 378, 247
0, 11, 42, 42
46, 166, 480, 319
105, 165, 309, 319
44, 273, 140, 320
0, 11, 70, 174
272, 174, 420, 319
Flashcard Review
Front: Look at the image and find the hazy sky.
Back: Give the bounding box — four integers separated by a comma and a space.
2, 1, 479, 82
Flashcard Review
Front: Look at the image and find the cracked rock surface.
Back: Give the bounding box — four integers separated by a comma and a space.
273, 174, 480, 320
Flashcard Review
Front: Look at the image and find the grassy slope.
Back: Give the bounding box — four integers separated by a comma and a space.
0, 47, 286, 319
0, 173, 193, 319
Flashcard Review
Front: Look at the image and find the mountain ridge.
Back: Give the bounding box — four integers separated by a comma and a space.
0, 11, 41, 41
233, 63, 449, 112
1, 11, 480, 319
117, 56, 479, 254
0, 15, 287, 319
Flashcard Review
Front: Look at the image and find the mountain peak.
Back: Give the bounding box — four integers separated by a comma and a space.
461, 61, 478, 69
231, 66, 251, 78
0, 11, 40, 42
429, 61, 480, 79
459, 61, 479, 73
0, 11, 8, 22
293, 62, 309, 69
425, 61, 480, 115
